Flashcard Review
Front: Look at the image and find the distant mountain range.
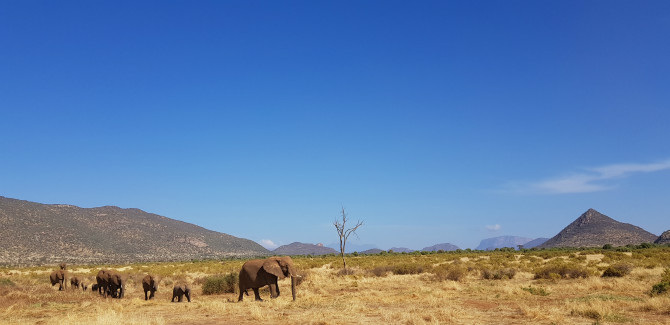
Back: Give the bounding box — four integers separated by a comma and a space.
524, 237, 550, 248
422, 243, 460, 251
538, 208, 658, 248
476, 236, 533, 250
273, 242, 337, 255
3, 196, 667, 266
474, 236, 548, 250
0, 196, 269, 266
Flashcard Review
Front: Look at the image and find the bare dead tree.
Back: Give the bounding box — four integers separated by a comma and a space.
333, 207, 363, 271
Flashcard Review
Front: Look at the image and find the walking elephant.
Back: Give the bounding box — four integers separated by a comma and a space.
96, 270, 110, 297
107, 271, 126, 298
142, 275, 159, 300
172, 284, 191, 302
238, 256, 297, 302
70, 276, 81, 289
49, 270, 67, 291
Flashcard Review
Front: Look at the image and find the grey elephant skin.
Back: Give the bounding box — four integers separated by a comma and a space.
238, 256, 297, 302
107, 271, 126, 298
70, 276, 85, 290
49, 270, 67, 291
142, 275, 159, 300
96, 270, 110, 297
172, 284, 191, 302
96, 269, 125, 298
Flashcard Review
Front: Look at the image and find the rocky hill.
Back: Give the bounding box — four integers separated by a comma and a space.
0, 196, 269, 266
538, 209, 658, 248
422, 243, 460, 251
655, 230, 670, 245
273, 242, 338, 255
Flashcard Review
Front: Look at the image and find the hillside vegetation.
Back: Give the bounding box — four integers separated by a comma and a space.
0, 196, 268, 266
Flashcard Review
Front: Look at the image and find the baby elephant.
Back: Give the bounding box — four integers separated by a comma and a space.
70, 276, 81, 289
142, 275, 159, 300
171, 284, 191, 302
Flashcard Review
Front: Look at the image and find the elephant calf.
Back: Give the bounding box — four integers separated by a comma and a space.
171, 284, 191, 302
70, 276, 81, 289
142, 275, 159, 300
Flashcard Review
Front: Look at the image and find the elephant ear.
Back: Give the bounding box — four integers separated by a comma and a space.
262, 258, 285, 279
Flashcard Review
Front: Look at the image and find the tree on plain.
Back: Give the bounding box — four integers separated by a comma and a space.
333, 207, 363, 271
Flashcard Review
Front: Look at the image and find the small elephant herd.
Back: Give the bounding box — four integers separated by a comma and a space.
48, 263, 191, 302
48, 256, 298, 303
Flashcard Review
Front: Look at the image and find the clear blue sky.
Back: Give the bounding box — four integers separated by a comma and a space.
1, 1, 669, 250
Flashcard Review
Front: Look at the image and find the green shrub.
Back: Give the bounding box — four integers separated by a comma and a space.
370, 266, 393, 277
431, 264, 468, 282
601, 263, 633, 277
650, 268, 670, 296
481, 268, 517, 280
650, 282, 669, 295
202, 273, 238, 295
0, 278, 14, 286
534, 263, 589, 280
392, 263, 424, 275
661, 268, 670, 283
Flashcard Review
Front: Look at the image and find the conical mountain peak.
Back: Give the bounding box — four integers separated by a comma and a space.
574, 208, 612, 226
539, 209, 657, 248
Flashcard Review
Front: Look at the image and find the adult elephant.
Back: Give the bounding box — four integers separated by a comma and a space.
238, 256, 297, 302
49, 270, 67, 291
172, 284, 191, 302
142, 275, 159, 300
107, 271, 126, 298
96, 270, 109, 297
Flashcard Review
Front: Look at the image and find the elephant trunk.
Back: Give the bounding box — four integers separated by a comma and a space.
291, 276, 296, 301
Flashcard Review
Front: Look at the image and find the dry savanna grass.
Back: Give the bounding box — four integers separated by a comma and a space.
2, 248, 670, 324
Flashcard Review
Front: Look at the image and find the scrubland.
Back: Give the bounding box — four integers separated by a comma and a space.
2, 247, 670, 324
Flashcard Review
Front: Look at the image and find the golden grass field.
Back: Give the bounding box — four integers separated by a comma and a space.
2, 249, 670, 324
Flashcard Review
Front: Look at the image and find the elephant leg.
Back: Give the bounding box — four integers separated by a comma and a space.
178, 294, 183, 302
149, 290, 155, 299
253, 288, 263, 301
238, 290, 244, 302
269, 283, 278, 298
145, 290, 148, 300
186, 292, 191, 302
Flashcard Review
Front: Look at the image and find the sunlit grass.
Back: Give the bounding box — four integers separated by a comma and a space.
2, 247, 670, 324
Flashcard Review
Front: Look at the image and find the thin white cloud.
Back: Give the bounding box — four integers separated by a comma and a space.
486, 224, 501, 231
513, 159, 670, 194
259, 239, 278, 250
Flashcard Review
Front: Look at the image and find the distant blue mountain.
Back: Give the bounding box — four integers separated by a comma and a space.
524, 238, 549, 248
476, 236, 534, 250
422, 243, 460, 251
327, 242, 378, 253
388, 247, 414, 253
